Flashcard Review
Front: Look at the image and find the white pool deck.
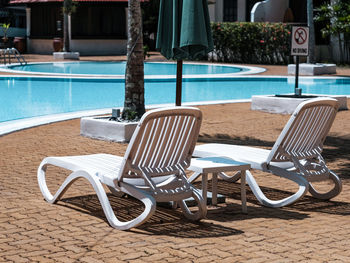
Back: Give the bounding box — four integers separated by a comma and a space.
0, 100, 251, 136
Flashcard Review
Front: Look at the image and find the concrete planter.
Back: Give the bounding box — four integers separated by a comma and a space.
288, 63, 336, 75
80, 116, 138, 143
251, 94, 348, 114
53, 52, 80, 60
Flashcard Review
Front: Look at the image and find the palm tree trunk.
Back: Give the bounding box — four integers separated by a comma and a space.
307, 0, 315, 63
124, 0, 145, 118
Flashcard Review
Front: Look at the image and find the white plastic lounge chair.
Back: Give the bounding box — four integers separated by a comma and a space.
194, 98, 342, 207
38, 107, 206, 230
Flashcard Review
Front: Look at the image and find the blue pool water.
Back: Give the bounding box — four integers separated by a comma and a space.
1, 76, 349, 123
6, 62, 245, 75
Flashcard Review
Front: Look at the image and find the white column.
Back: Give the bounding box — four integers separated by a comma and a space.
26, 7, 31, 51
237, 0, 246, 21
68, 14, 72, 49
215, 0, 223, 22
208, 2, 216, 21
25, 7, 30, 36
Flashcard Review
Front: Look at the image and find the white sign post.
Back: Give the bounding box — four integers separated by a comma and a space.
291, 26, 309, 96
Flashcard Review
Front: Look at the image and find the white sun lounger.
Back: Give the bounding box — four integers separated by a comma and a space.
38, 107, 206, 230
194, 98, 342, 207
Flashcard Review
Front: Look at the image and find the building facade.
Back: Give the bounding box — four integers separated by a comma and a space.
9, 0, 143, 55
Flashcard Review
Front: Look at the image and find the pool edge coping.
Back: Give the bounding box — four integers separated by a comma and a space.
1, 74, 350, 80
0, 61, 266, 78
0, 100, 251, 136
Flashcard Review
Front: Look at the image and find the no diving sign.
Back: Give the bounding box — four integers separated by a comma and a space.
291, 26, 309, 56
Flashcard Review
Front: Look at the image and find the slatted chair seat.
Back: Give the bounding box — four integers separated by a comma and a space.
38, 107, 206, 230
194, 98, 342, 207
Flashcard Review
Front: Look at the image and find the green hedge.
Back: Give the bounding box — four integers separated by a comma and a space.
211, 22, 292, 65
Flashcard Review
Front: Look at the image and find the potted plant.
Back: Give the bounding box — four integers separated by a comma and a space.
53, 0, 79, 59
1, 23, 10, 47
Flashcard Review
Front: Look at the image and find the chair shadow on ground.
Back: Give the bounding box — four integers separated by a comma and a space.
60, 193, 243, 237
57, 133, 349, 235
202, 180, 350, 217
323, 134, 350, 180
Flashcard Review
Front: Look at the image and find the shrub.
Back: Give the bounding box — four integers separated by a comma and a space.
211, 22, 292, 65
314, 0, 350, 64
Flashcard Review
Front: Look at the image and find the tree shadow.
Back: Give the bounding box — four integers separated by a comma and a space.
135, 218, 243, 237
198, 133, 275, 148
59, 194, 243, 238
322, 134, 350, 180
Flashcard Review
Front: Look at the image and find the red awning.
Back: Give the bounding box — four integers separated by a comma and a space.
10, 0, 148, 3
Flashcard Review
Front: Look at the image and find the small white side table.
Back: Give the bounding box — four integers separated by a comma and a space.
187, 157, 250, 213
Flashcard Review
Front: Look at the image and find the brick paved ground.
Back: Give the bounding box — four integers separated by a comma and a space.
1, 55, 350, 262
1, 98, 350, 262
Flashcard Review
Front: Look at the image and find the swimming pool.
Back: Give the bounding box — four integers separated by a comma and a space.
0, 62, 264, 77
1, 76, 349, 125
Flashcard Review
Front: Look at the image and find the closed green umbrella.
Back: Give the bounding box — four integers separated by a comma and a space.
156, 0, 214, 106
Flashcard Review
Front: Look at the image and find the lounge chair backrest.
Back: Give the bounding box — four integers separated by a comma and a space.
267, 98, 339, 164
118, 107, 202, 183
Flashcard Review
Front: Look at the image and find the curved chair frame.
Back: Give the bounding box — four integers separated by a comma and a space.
38, 107, 206, 230
194, 98, 342, 208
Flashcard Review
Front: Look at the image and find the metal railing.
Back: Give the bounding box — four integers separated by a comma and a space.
0, 48, 27, 65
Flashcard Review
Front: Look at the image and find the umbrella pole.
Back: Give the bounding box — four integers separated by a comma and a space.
176, 60, 183, 106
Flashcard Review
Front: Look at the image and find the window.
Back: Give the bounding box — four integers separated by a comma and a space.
223, 0, 237, 22
289, 0, 307, 23
71, 3, 127, 39
30, 4, 62, 38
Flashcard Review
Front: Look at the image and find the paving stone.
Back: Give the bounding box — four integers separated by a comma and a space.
1, 92, 350, 262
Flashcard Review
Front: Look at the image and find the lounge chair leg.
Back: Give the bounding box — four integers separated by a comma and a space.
179, 187, 207, 221
308, 171, 342, 200
38, 161, 79, 203
218, 171, 241, 182
38, 160, 157, 230
245, 170, 309, 208
70, 173, 156, 230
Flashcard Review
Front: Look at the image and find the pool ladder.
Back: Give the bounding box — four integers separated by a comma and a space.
0, 48, 27, 65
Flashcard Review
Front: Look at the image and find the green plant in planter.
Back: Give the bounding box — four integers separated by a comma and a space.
122, 109, 139, 121
143, 45, 151, 59
1, 23, 10, 43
